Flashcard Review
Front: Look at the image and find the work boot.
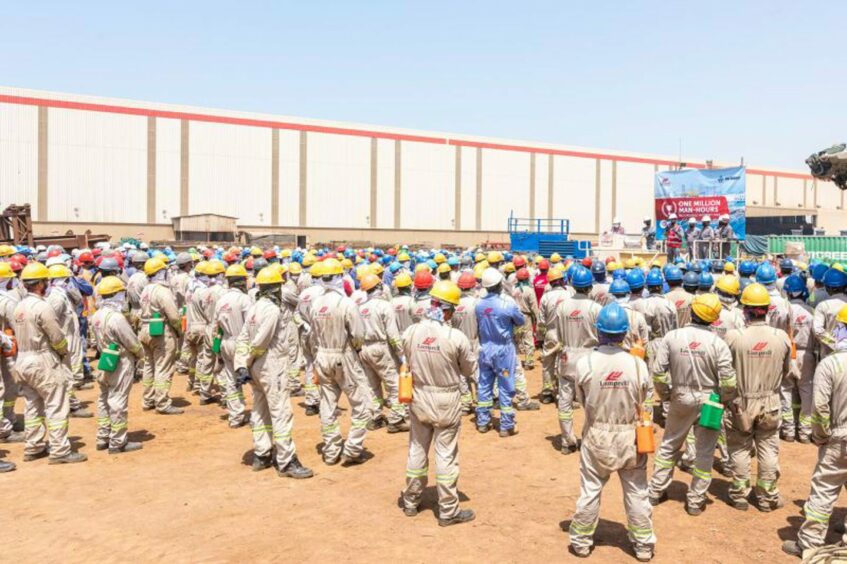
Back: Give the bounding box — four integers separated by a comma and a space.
198, 396, 218, 406
290, 388, 305, 397
109, 442, 143, 455
713, 460, 733, 478
323, 452, 341, 466
649, 492, 668, 507
49, 452, 88, 465
756, 495, 784, 513
460, 404, 473, 415
781, 541, 803, 558
438, 509, 475, 527
12, 420, 24, 432
228, 419, 247, 429
685, 502, 703, 516
74, 381, 94, 391
23, 450, 48, 462
516, 401, 540, 411
476, 423, 492, 434
157, 406, 184, 415
561, 439, 581, 455
676, 460, 693, 474
252, 454, 273, 472
304, 404, 319, 416
70, 408, 93, 418
780, 430, 796, 443
635, 547, 654, 562
367, 416, 387, 431
142, 404, 156, 411
499, 428, 518, 438
0, 431, 25, 443
278, 455, 314, 479
341, 453, 367, 467
570, 545, 591, 558
96, 441, 109, 451
797, 435, 811, 445
834, 520, 846, 536
0, 460, 15, 473
387, 420, 410, 434
403, 506, 418, 517
539, 392, 555, 405
729, 497, 749, 511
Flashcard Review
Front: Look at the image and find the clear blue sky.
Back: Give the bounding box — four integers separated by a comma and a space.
2, 1, 843, 169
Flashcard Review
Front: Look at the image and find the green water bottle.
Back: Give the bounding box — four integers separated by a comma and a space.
698, 391, 724, 431
149, 311, 164, 337
97, 343, 120, 372
212, 328, 223, 355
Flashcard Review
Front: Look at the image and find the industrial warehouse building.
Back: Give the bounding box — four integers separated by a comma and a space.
0, 86, 841, 246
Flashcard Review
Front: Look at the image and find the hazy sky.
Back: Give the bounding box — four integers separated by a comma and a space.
2, 1, 843, 169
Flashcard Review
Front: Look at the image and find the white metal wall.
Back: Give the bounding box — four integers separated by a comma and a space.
155, 118, 181, 223
616, 162, 655, 231
0, 103, 38, 215
278, 130, 300, 226
401, 141, 454, 230
480, 149, 530, 231
533, 153, 549, 220
306, 132, 370, 229
48, 109, 147, 223
375, 139, 395, 228
459, 146, 477, 229
552, 156, 597, 233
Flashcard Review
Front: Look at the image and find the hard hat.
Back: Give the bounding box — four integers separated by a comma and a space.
397, 252, 410, 262
132, 251, 150, 264
280, 249, 292, 258
715, 275, 740, 296
263, 249, 277, 260
195, 261, 209, 276
447, 256, 459, 267
606, 261, 620, 272
571, 267, 593, 289
503, 262, 516, 274
48, 264, 72, 279
341, 258, 354, 271
433, 252, 446, 265
289, 262, 302, 275
624, 258, 637, 270
682, 271, 700, 289
249, 246, 263, 257
612, 217, 621, 224
0, 245, 15, 257
255, 266, 283, 286
837, 304, 847, 325
740, 283, 771, 307
811, 263, 829, 282
0, 262, 13, 279
309, 262, 325, 278
79, 251, 95, 264
687, 217, 696, 224
547, 267, 564, 283
739, 260, 757, 277
225, 264, 248, 278
360, 273, 381, 292
591, 261, 606, 275
97, 276, 126, 296
783, 274, 806, 296
691, 294, 722, 323
755, 263, 777, 285
699, 272, 714, 290
429, 280, 461, 306
701, 215, 711, 222
550, 252, 562, 264
21, 262, 50, 281
723, 262, 735, 273
414, 270, 435, 290
369, 262, 384, 276
394, 272, 412, 289
144, 258, 166, 277
625, 269, 645, 290
719, 213, 730, 222
457, 271, 476, 289
473, 262, 487, 280
596, 303, 629, 335
824, 266, 847, 289
486, 251, 503, 265
99, 257, 120, 272
302, 254, 316, 267
437, 262, 451, 274
779, 258, 794, 272
322, 258, 343, 276
610, 279, 630, 296
481, 267, 504, 289
537, 258, 549, 271
665, 266, 683, 283
513, 255, 527, 268
253, 257, 269, 272
646, 269, 663, 287
472, 252, 485, 264
516, 268, 530, 281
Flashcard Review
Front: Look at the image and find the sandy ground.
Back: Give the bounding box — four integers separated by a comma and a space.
2, 361, 844, 563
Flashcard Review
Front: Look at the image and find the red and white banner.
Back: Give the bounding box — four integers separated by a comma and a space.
654, 196, 729, 221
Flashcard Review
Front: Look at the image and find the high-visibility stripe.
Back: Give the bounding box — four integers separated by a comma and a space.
406, 466, 429, 478
436, 472, 458, 484
653, 455, 675, 469
692, 467, 712, 481
569, 521, 597, 535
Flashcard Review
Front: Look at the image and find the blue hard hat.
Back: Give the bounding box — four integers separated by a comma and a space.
591, 261, 606, 275
823, 266, 847, 289
612, 269, 626, 280
699, 260, 712, 273
625, 269, 645, 290
426, 259, 437, 270
779, 258, 794, 271
691, 262, 702, 274
504, 252, 513, 262
447, 256, 459, 267
597, 302, 630, 335
683, 271, 700, 288
389, 262, 403, 274
610, 278, 631, 296
646, 269, 664, 287
698, 272, 714, 290
811, 263, 829, 282
783, 274, 806, 295
739, 260, 756, 276
571, 266, 594, 289
665, 266, 683, 282
739, 277, 753, 292
381, 256, 393, 266
755, 263, 777, 285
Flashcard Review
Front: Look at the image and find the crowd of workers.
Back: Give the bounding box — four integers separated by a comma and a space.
0, 240, 845, 559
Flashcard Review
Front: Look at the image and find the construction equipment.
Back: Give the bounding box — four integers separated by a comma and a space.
508, 212, 592, 258
0, 204, 110, 248
807, 143, 847, 190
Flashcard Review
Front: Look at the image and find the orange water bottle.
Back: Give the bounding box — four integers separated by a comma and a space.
398, 364, 413, 404
2, 328, 16, 358
635, 411, 655, 454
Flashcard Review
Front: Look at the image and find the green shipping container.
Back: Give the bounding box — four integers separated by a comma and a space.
768, 236, 847, 262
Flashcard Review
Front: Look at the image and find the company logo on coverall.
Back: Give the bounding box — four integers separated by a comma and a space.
417, 337, 440, 353
601, 371, 628, 389
748, 342, 772, 357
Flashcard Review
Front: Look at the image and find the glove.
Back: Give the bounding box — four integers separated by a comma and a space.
0, 333, 12, 354
236, 367, 251, 386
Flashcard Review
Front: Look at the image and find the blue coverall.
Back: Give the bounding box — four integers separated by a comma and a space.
475, 292, 525, 431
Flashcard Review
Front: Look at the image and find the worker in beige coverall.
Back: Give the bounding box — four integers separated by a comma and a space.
0, 263, 24, 443
451, 271, 480, 414
782, 305, 847, 558
782, 275, 816, 443
90, 276, 144, 454
568, 302, 655, 561
538, 268, 570, 404
194, 260, 226, 405
138, 258, 184, 415
357, 273, 409, 433
310, 258, 373, 466
401, 280, 477, 527
181, 261, 210, 398
212, 264, 252, 428
14, 263, 87, 464
512, 268, 539, 369
724, 283, 792, 512
234, 266, 312, 479
648, 294, 736, 516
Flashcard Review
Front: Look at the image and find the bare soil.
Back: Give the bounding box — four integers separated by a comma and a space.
2, 363, 841, 563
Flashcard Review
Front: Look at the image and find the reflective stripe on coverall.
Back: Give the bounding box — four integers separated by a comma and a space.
214, 287, 253, 425
451, 293, 479, 410
0, 286, 24, 437
298, 284, 325, 408
813, 292, 847, 355
783, 300, 815, 440
538, 286, 569, 396
139, 282, 181, 412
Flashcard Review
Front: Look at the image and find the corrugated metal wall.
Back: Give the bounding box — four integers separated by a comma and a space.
0, 103, 38, 216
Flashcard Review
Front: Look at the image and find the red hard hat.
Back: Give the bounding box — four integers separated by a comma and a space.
414, 270, 434, 290
369, 253, 377, 263
245, 257, 254, 270
387, 248, 397, 256
516, 267, 530, 281
92, 248, 102, 257
581, 257, 592, 268
604, 256, 615, 265
11, 254, 27, 266
337, 245, 346, 253
537, 258, 549, 271
79, 251, 95, 264
457, 271, 476, 290
8, 257, 23, 272
47, 248, 62, 258
223, 251, 237, 264
513, 256, 526, 268
263, 249, 276, 260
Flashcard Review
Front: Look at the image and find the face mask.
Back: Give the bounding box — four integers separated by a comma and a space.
425, 303, 445, 323
105, 292, 126, 309
835, 324, 847, 351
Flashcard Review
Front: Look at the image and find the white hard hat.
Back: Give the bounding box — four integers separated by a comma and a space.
702, 215, 711, 222
45, 256, 65, 268
643, 216, 651, 222
613, 217, 621, 224
481, 267, 504, 289
688, 217, 696, 224
719, 213, 729, 221
668, 213, 678, 220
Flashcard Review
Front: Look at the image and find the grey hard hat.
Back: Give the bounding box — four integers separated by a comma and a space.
175, 252, 193, 266
132, 251, 149, 264
99, 257, 120, 272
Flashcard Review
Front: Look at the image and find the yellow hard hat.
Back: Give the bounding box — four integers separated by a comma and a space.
355, 264, 369, 280
740, 283, 771, 307
302, 254, 316, 267
795, 261, 808, 272
503, 262, 516, 274
474, 252, 486, 264
473, 262, 487, 280
437, 262, 451, 274
250, 246, 263, 257
547, 268, 564, 282
280, 249, 292, 258
360, 273, 381, 292
0, 262, 14, 279
256, 266, 283, 286
434, 253, 446, 264
397, 252, 410, 262
715, 274, 740, 296
651, 259, 663, 268
309, 263, 325, 278
48, 264, 72, 279
607, 261, 621, 272
429, 280, 461, 306
415, 263, 431, 273
369, 262, 384, 276
624, 258, 637, 269
691, 294, 722, 323
393, 272, 412, 289
723, 262, 736, 273
206, 259, 226, 276
0, 245, 15, 258
144, 258, 166, 277
550, 252, 562, 264
341, 258, 354, 270
836, 304, 847, 325
21, 262, 50, 281
634, 257, 645, 266
487, 251, 503, 264
289, 262, 302, 275
195, 261, 209, 275
225, 264, 248, 278
322, 258, 343, 276
97, 275, 126, 296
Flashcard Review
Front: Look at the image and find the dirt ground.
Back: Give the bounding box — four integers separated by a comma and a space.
2, 362, 843, 563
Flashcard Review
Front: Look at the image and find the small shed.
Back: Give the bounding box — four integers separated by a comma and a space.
171, 214, 238, 242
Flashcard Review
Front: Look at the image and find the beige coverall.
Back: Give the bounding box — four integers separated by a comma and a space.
553, 294, 601, 450
91, 303, 143, 449
401, 318, 477, 519
538, 286, 570, 398
358, 291, 407, 425
213, 287, 252, 425
512, 282, 539, 368
298, 284, 325, 409
569, 346, 655, 554
588, 282, 612, 306
0, 286, 25, 437
171, 270, 193, 375
649, 324, 736, 508
14, 294, 73, 459
139, 282, 181, 412
725, 321, 792, 508
783, 300, 815, 440
409, 295, 432, 324
813, 292, 847, 355
665, 287, 693, 328
392, 294, 415, 335
451, 292, 479, 411
196, 283, 225, 402
182, 279, 210, 396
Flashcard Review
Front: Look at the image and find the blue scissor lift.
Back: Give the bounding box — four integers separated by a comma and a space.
508, 212, 592, 259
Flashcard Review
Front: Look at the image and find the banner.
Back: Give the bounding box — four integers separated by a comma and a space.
655, 166, 746, 240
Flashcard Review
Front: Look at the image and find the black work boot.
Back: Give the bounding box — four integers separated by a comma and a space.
0, 431, 25, 443
367, 416, 387, 431
387, 420, 410, 434
70, 408, 93, 418
109, 442, 143, 455
252, 454, 273, 472
304, 404, 319, 416
0, 459, 15, 473
278, 455, 314, 479
516, 401, 540, 411
499, 428, 518, 438
49, 452, 88, 465
158, 406, 184, 415
23, 450, 48, 462
438, 509, 475, 527
539, 392, 555, 405
96, 441, 109, 451
781, 540, 803, 558
198, 396, 218, 406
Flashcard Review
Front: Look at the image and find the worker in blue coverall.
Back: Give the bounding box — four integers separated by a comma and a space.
475, 267, 525, 438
